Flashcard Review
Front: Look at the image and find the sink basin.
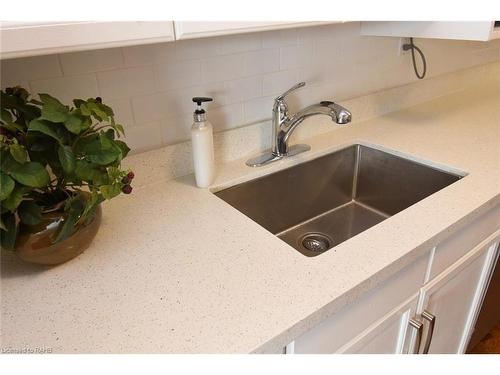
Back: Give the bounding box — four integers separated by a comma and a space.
214, 144, 462, 257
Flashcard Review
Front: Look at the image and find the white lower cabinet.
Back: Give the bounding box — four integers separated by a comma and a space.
285, 207, 499, 355
336, 295, 419, 354
413, 239, 499, 354
287, 252, 430, 354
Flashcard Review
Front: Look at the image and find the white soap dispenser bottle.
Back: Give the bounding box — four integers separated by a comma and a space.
191, 97, 215, 188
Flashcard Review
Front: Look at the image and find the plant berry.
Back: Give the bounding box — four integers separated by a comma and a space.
122, 185, 133, 194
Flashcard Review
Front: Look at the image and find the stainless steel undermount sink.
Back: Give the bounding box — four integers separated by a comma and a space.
214, 144, 463, 257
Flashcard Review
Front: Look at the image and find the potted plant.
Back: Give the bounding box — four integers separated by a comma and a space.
0, 86, 134, 265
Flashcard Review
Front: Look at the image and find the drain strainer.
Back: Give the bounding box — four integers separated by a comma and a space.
300, 233, 333, 253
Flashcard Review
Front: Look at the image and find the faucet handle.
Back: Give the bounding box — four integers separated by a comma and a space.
275, 82, 306, 101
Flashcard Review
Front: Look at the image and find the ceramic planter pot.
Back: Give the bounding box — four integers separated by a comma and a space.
15, 202, 102, 265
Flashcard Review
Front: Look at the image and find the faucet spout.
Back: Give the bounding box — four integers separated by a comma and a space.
278, 101, 352, 154
246, 82, 352, 167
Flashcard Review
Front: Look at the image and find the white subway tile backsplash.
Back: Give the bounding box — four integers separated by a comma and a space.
1, 55, 62, 87
209, 103, 245, 131
161, 114, 192, 145
262, 69, 299, 96
217, 32, 262, 55
124, 121, 163, 153
201, 54, 246, 83
59, 48, 123, 75
280, 44, 314, 70
30, 74, 99, 105
122, 42, 176, 67
175, 38, 219, 61
342, 35, 398, 65
132, 82, 226, 125
224, 76, 262, 104
297, 62, 330, 86
345, 60, 412, 99
154, 60, 201, 91
243, 95, 274, 124
243, 49, 280, 76
302, 83, 338, 104
132, 92, 176, 124
3, 22, 498, 155
105, 98, 135, 128
262, 29, 298, 49
97, 66, 155, 100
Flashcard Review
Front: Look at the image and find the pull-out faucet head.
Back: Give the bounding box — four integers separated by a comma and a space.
319, 101, 352, 124
281, 101, 352, 148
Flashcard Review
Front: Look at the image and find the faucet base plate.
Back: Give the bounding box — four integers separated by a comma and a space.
246, 144, 311, 167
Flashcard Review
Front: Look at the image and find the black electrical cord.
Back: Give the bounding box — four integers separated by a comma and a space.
403, 37, 427, 79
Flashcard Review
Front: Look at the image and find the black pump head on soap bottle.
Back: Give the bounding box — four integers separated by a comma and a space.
192, 97, 213, 114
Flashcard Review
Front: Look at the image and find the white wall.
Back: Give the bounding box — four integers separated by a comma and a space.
1, 22, 499, 153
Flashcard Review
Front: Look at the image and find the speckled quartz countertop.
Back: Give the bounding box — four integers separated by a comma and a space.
1, 82, 499, 353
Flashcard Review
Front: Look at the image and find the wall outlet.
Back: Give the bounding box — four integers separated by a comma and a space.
398, 37, 411, 56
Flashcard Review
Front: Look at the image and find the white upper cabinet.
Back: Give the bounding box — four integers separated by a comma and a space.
361, 21, 500, 41
173, 21, 339, 40
0, 21, 340, 59
0, 21, 175, 59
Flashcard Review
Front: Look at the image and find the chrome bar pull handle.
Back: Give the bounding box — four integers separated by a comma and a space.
275, 82, 306, 101
421, 310, 436, 354
408, 317, 424, 354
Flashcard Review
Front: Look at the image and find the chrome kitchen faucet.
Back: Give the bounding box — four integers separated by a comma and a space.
246, 82, 352, 167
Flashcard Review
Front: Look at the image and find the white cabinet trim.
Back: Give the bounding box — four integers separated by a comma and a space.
173, 21, 340, 40
458, 240, 499, 353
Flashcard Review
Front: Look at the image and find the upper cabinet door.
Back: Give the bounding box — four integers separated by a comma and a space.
361, 21, 500, 41
173, 21, 339, 40
0, 21, 175, 59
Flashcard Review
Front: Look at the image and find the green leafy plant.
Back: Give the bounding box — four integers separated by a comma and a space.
0, 86, 134, 249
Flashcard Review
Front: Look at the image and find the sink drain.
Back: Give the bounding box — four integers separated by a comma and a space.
300, 233, 333, 253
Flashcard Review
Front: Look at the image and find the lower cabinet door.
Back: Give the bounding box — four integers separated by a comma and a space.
415, 237, 499, 354
336, 295, 419, 354
286, 252, 430, 354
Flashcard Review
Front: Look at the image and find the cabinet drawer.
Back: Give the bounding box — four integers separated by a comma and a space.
290, 251, 430, 353
430, 204, 500, 280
